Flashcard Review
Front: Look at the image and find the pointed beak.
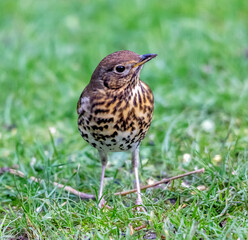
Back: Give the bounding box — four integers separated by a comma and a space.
133, 53, 157, 68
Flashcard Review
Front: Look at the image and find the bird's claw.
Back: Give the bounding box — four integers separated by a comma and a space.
98, 198, 112, 210
133, 199, 146, 213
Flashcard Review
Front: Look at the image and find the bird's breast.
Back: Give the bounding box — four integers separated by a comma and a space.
78, 82, 154, 152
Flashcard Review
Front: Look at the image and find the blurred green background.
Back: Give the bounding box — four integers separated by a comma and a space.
0, 0, 248, 239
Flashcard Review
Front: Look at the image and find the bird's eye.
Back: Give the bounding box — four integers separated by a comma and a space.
115, 65, 125, 73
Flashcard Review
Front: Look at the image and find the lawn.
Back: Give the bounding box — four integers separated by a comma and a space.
0, 0, 248, 239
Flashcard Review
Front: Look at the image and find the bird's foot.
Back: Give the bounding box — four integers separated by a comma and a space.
98, 198, 112, 210
134, 199, 146, 213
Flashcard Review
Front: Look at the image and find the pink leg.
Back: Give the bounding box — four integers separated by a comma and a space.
132, 147, 144, 207
98, 150, 107, 208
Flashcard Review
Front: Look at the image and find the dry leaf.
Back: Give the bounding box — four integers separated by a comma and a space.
128, 224, 134, 236
197, 185, 207, 191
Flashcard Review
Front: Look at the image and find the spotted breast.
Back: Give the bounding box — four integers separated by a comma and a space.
77, 79, 154, 152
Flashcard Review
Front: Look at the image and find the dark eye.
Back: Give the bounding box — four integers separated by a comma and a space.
115, 65, 125, 73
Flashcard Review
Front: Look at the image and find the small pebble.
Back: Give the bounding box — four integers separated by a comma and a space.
201, 119, 215, 132
197, 185, 207, 191
183, 153, 191, 164
213, 154, 222, 164
147, 178, 155, 185
181, 182, 190, 188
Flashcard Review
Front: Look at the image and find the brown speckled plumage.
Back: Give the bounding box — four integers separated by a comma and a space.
77, 50, 157, 208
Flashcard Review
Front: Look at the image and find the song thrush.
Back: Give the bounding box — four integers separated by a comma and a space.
77, 50, 157, 208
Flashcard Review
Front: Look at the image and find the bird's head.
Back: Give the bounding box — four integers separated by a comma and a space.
90, 50, 157, 89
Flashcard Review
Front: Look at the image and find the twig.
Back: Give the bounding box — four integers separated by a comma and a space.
0, 167, 204, 199
0, 167, 95, 199
134, 224, 147, 231
114, 168, 205, 196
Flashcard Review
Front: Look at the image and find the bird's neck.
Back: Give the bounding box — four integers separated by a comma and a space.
115, 76, 141, 97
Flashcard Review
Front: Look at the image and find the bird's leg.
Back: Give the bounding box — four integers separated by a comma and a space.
132, 147, 144, 209
98, 150, 108, 208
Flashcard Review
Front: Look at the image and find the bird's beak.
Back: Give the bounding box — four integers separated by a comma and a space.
133, 53, 157, 68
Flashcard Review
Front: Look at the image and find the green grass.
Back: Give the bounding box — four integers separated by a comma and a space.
0, 0, 248, 239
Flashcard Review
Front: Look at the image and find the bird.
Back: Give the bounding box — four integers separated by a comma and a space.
77, 50, 157, 208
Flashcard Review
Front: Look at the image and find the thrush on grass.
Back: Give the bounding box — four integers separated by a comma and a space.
77, 50, 157, 208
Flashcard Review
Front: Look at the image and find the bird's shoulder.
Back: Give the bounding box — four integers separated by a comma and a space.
77, 84, 105, 115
